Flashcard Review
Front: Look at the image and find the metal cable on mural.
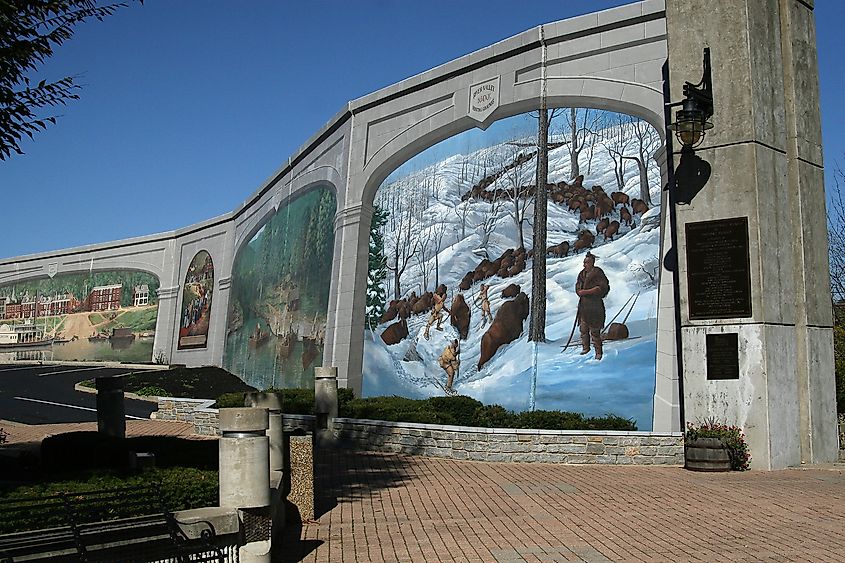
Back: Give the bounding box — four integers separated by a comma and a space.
362, 109, 662, 430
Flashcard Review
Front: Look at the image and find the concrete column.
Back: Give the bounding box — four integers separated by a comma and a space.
652, 144, 681, 433
95, 377, 125, 439
243, 392, 285, 475
153, 284, 181, 363
315, 367, 339, 447
219, 408, 270, 563
324, 204, 373, 396
666, 0, 837, 468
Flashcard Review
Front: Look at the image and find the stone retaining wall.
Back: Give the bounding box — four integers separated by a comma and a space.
154, 397, 314, 436
155, 397, 683, 464
331, 418, 684, 465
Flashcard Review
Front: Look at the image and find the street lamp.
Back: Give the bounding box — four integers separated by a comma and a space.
667, 48, 714, 149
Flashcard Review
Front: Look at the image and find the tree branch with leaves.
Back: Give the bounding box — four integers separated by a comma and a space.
0, 0, 139, 160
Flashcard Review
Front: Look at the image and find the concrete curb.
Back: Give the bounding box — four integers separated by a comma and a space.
73, 382, 159, 404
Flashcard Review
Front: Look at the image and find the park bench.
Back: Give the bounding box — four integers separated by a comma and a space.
0, 483, 225, 562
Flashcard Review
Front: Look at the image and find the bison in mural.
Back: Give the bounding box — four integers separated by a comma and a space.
381, 319, 408, 345
449, 294, 471, 340
478, 292, 529, 369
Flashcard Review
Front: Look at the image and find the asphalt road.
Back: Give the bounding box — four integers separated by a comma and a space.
0, 364, 158, 424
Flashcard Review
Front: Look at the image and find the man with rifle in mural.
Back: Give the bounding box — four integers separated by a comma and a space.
575, 252, 610, 361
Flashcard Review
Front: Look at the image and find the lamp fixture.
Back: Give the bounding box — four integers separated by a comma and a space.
667, 48, 714, 149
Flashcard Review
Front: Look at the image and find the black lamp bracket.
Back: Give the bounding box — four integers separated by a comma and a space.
665, 47, 714, 117
683, 47, 713, 118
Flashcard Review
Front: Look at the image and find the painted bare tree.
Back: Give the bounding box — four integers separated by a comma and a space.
412, 226, 434, 292
559, 107, 601, 179
474, 198, 502, 259
384, 179, 419, 299
619, 116, 660, 206
452, 198, 473, 242
600, 113, 634, 191
500, 141, 535, 250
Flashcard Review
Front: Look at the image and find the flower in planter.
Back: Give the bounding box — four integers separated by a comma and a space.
685, 417, 751, 471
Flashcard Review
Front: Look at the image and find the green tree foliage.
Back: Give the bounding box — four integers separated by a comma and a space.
366, 204, 388, 329
0, 0, 140, 160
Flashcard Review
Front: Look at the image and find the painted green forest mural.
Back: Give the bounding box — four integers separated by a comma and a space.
224, 187, 336, 390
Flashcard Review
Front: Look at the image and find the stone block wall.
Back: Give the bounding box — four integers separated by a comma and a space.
154, 397, 314, 436
331, 419, 684, 465
154, 397, 683, 465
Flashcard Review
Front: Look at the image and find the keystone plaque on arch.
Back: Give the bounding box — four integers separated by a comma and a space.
468, 76, 500, 125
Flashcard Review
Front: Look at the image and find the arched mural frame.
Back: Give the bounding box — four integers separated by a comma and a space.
177, 249, 215, 350
345, 75, 670, 429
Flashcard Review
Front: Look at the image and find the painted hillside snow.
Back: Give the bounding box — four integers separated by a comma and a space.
363, 110, 662, 430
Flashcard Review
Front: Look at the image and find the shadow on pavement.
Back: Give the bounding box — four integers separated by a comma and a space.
278, 448, 414, 562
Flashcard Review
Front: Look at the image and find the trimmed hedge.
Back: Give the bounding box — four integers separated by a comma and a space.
41, 433, 218, 474
213, 389, 636, 430
341, 395, 637, 431
214, 387, 355, 414
0, 467, 218, 534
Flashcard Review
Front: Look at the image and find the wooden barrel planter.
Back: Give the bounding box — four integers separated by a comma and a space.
684, 437, 732, 472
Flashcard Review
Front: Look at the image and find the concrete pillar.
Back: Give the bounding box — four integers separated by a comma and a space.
315, 367, 339, 447
95, 377, 125, 439
243, 392, 285, 475
219, 408, 270, 563
653, 144, 681, 433
324, 203, 372, 396
666, 0, 838, 468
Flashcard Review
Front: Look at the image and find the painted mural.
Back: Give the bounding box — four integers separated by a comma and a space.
224, 187, 336, 391
0, 270, 159, 363
363, 109, 662, 430
178, 251, 214, 349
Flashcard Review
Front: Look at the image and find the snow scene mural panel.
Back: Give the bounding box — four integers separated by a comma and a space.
178, 250, 214, 350
363, 109, 662, 430
0, 270, 159, 363
224, 186, 336, 391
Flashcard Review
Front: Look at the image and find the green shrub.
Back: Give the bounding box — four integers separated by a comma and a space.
135, 385, 167, 397
584, 414, 637, 431
0, 467, 218, 534
215, 392, 245, 408
41, 433, 219, 474
426, 396, 483, 427
338, 387, 355, 415
472, 404, 515, 428
515, 410, 585, 430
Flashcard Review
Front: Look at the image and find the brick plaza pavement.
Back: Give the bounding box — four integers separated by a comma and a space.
281, 450, 845, 563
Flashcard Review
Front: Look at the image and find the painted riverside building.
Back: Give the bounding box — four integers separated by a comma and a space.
0, 0, 837, 469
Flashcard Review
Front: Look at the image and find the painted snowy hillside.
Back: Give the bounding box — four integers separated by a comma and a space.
363, 111, 663, 430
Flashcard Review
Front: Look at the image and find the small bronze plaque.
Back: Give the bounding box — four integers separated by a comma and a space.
686, 217, 752, 319
706, 333, 739, 380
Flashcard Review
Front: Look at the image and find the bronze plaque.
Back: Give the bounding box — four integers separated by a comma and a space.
706, 333, 739, 380
686, 217, 752, 319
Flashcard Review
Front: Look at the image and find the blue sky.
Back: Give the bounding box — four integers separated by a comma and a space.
0, 0, 843, 259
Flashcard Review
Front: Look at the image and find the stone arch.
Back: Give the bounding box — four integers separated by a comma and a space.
359, 77, 666, 208
232, 171, 341, 264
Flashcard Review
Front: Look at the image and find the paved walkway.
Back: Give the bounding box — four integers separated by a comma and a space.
3, 421, 844, 562
0, 419, 204, 445
281, 449, 845, 563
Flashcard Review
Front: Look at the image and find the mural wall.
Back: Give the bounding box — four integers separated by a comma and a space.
363, 109, 662, 430
224, 187, 336, 391
0, 270, 160, 363
178, 251, 214, 350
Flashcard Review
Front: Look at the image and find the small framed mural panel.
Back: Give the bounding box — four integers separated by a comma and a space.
178, 251, 214, 349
